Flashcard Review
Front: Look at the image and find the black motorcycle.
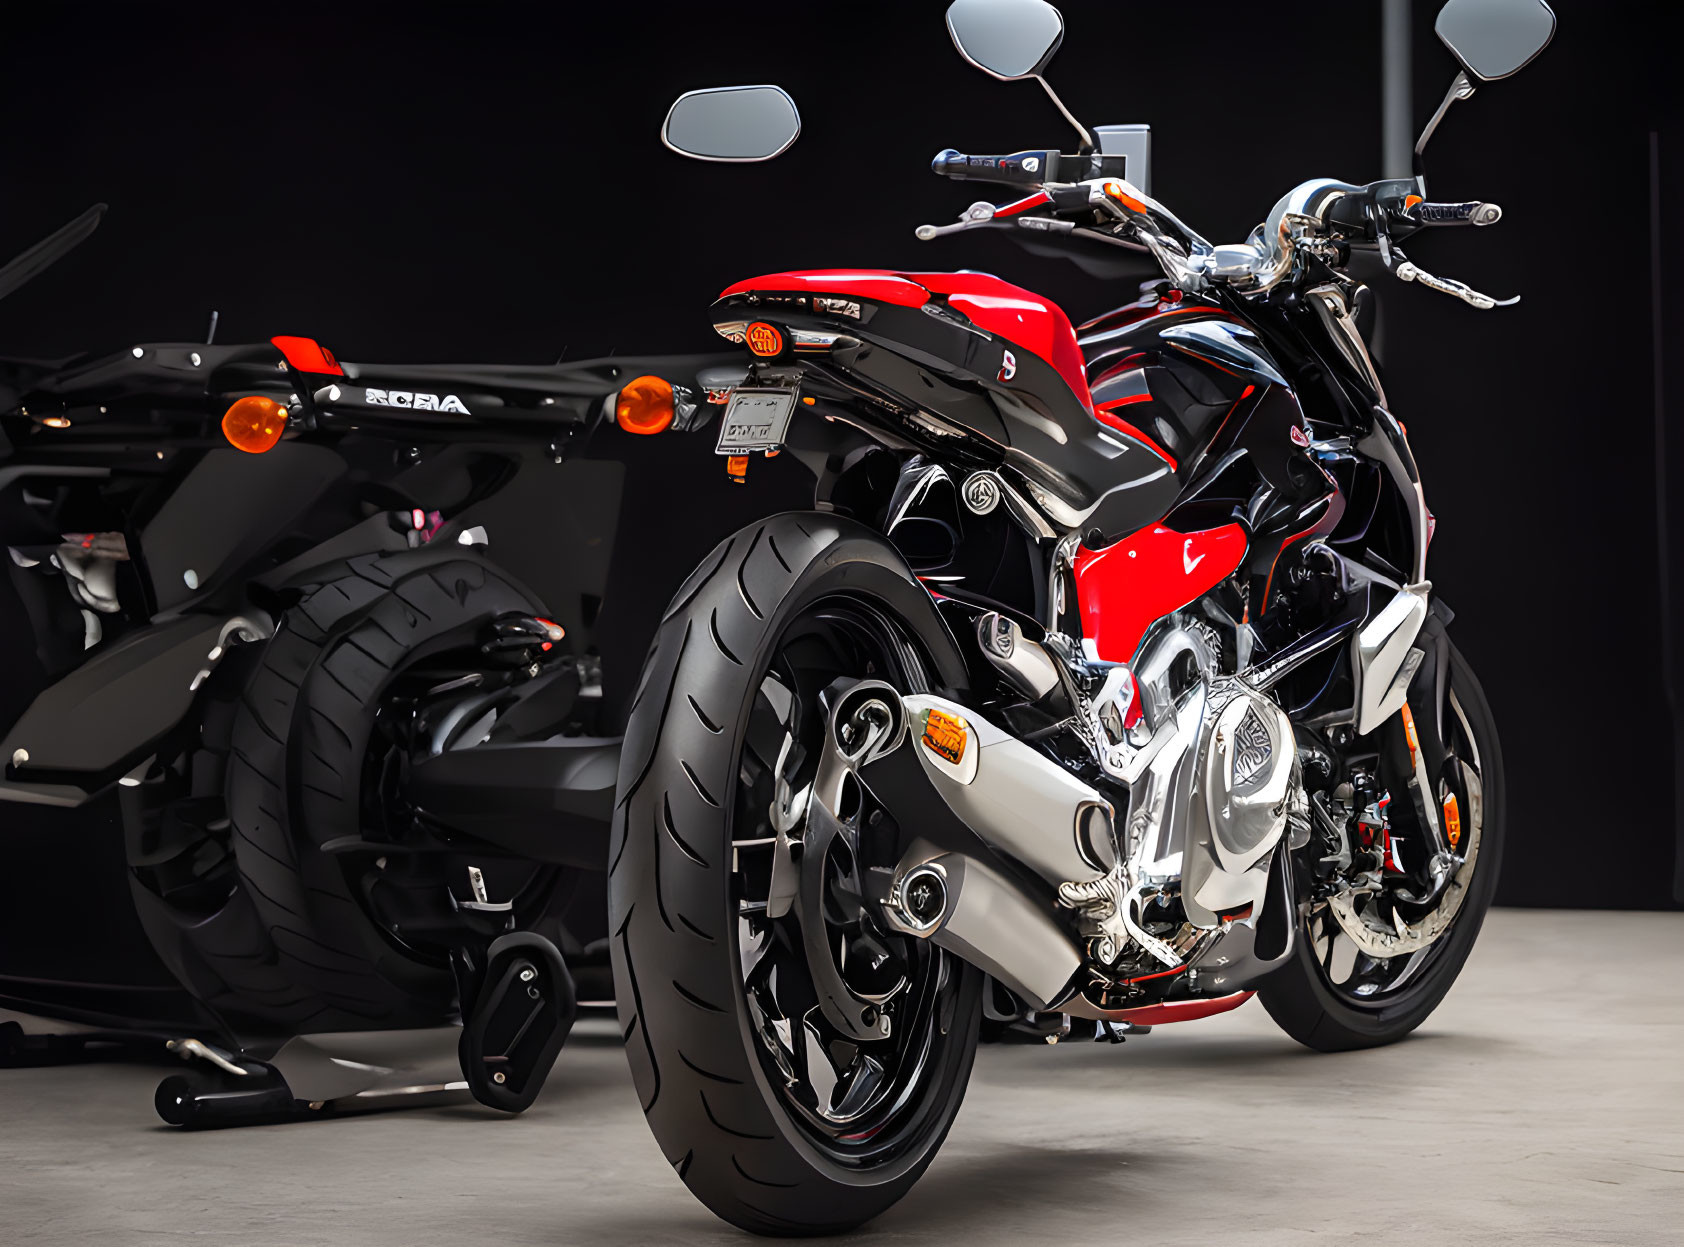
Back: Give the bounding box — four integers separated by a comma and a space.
0, 205, 752, 1115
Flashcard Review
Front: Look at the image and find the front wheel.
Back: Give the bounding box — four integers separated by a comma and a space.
1260, 641, 1503, 1050
610, 514, 982, 1236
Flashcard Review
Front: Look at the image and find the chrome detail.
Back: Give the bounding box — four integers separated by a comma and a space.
1109, 626, 1297, 930
789, 328, 854, 350
975, 612, 1061, 701
888, 848, 1081, 1009
888, 861, 949, 933
1200, 689, 1296, 871
961, 471, 1002, 515
916, 200, 999, 241
1414, 70, 1477, 182
1048, 532, 1082, 630
1307, 283, 1387, 406
1196, 178, 1357, 292
813, 296, 861, 319
1353, 583, 1430, 735
168, 1037, 254, 1078
1394, 259, 1519, 310
995, 472, 1058, 540
1229, 706, 1273, 786
902, 693, 1108, 887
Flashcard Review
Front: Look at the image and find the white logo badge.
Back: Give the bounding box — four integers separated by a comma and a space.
365, 388, 470, 415
1183, 537, 1206, 575
998, 349, 1017, 382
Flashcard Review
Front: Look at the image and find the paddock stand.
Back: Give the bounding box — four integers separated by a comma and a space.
155, 927, 580, 1128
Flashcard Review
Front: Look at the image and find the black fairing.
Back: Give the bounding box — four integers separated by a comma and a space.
718, 288, 1305, 550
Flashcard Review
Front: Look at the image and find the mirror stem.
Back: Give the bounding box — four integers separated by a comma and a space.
1035, 76, 1096, 155
1412, 70, 1476, 194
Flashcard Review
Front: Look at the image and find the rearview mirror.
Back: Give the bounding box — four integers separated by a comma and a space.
945, 0, 1064, 81
661, 86, 801, 163
1435, 0, 1556, 82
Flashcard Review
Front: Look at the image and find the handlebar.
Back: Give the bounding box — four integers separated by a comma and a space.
921, 151, 1521, 312
931, 148, 1052, 187
930, 147, 1131, 189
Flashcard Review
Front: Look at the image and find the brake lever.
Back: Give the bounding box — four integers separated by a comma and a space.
1393, 259, 1519, 310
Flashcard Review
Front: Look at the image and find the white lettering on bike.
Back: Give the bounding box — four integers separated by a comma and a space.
364, 388, 470, 415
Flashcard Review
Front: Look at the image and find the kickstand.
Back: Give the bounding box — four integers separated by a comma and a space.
1095, 1021, 1153, 1044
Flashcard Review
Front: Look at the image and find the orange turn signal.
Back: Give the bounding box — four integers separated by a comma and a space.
221, 395, 288, 454
615, 374, 675, 435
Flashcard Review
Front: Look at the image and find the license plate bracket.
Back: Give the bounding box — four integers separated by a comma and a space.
715, 388, 797, 455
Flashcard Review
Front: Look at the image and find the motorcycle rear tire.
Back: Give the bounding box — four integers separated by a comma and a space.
218, 553, 549, 1032
610, 512, 982, 1236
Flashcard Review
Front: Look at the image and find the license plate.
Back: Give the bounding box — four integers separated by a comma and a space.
716, 388, 797, 455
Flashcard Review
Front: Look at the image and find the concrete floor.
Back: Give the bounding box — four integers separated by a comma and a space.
2, 908, 1680, 1246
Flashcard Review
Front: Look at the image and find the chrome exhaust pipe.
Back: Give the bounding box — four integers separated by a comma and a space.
861, 693, 1108, 1010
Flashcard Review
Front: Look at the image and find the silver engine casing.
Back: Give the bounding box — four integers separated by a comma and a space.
1181, 679, 1297, 924
1124, 632, 1299, 930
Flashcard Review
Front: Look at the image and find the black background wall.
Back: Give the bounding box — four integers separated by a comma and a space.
2, 0, 1679, 996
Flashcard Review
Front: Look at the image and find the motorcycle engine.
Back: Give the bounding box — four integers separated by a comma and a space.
1095, 620, 1305, 979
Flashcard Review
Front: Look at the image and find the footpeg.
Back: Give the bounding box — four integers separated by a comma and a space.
458, 932, 576, 1113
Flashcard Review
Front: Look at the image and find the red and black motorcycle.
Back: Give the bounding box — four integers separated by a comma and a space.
611, 0, 1552, 1233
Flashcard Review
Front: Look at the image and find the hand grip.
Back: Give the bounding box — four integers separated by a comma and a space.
930, 148, 1053, 186
1407, 200, 1502, 226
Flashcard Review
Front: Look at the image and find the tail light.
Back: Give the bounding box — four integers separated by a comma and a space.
615, 375, 675, 435
222, 395, 288, 453
270, 335, 343, 376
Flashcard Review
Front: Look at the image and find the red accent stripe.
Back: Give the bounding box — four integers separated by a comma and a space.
1116, 964, 1187, 986
992, 190, 1052, 219
1107, 991, 1255, 1026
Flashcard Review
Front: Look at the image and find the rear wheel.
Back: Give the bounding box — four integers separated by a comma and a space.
611, 514, 982, 1235
1260, 642, 1502, 1050
219, 553, 559, 1033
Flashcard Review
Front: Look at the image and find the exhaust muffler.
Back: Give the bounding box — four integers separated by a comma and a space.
859, 693, 1109, 1009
